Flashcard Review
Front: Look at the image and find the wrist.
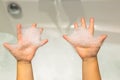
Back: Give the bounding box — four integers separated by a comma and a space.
82, 56, 97, 62
17, 60, 31, 64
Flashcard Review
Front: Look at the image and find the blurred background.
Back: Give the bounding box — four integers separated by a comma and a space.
0, 0, 120, 80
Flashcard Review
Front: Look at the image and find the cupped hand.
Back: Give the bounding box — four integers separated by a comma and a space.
3, 24, 48, 62
63, 18, 107, 61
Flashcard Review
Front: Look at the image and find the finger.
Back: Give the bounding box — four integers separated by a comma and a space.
74, 22, 79, 29
81, 18, 86, 28
38, 39, 48, 47
17, 24, 22, 41
98, 34, 107, 44
88, 17, 94, 35
3, 43, 14, 52
40, 28, 43, 34
63, 35, 73, 44
32, 23, 37, 28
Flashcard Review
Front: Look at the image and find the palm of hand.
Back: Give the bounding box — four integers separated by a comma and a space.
10, 43, 38, 61
63, 18, 107, 60
74, 46, 100, 60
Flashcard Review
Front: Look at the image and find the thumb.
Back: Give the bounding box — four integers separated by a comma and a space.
38, 39, 48, 47
3, 42, 14, 52
98, 34, 107, 44
63, 35, 73, 44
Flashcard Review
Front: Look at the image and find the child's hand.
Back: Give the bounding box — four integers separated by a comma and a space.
63, 18, 107, 61
3, 24, 48, 62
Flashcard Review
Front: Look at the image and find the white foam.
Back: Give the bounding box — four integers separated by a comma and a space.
22, 27, 41, 45
69, 27, 100, 47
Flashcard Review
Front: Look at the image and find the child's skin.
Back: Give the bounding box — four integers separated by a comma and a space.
63, 18, 107, 80
3, 18, 107, 80
3, 24, 48, 80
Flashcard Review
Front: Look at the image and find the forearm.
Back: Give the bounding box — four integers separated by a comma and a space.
17, 61, 34, 80
82, 57, 101, 80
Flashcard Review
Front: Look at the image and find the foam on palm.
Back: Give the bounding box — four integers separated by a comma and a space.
69, 27, 100, 47
22, 27, 41, 45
